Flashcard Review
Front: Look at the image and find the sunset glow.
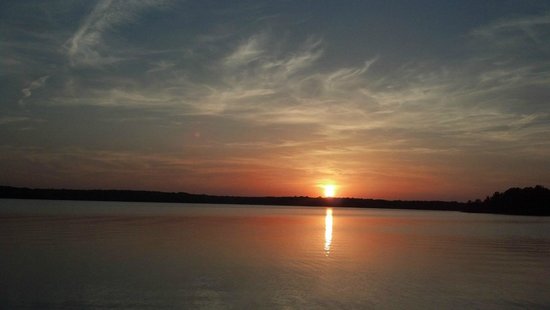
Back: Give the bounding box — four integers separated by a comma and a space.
322, 185, 336, 198
1, 1, 548, 201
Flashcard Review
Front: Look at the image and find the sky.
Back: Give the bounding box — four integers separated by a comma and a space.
1, 0, 550, 201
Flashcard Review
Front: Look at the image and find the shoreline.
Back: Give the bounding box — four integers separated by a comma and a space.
2, 185, 548, 216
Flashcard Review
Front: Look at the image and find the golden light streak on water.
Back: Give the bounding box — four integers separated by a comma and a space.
324, 208, 333, 256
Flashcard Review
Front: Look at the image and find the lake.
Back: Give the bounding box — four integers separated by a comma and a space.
1, 199, 549, 309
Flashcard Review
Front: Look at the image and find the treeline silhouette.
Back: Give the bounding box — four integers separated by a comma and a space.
464, 185, 550, 216
0, 185, 460, 211
1, 185, 548, 215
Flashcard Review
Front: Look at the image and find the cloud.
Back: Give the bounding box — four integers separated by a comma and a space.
190, 35, 326, 115
223, 34, 267, 67
65, 0, 170, 67
322, 58, 377, 91
35, 17, 550, 194
48, 24, 549, 152
0, 116, 30, 125
468, 11, 550, 70
147, 60, 177, 73
18, 75, 49, 106
49, 20, 549, 151
471, 12, 550, 44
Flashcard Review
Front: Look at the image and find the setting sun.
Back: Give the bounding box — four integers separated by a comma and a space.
322, 184, 337, 198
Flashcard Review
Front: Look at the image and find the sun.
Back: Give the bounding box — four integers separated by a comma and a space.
322, 184, 337, 198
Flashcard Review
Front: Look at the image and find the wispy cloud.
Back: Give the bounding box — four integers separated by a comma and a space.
18, 75, 49, 106
65, 0, 170, 67
147, 60, 177, 73
223, 34, 267, 68
0, 116, 30, 125
471, 12, 550, 45
48, 24, 550, 158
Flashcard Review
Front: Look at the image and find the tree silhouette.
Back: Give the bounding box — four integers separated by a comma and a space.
465, 185, 550, 215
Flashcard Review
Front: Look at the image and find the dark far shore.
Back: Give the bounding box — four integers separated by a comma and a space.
1, 185, 549, 216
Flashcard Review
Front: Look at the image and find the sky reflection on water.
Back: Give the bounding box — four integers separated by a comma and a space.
1, 200, 550, 309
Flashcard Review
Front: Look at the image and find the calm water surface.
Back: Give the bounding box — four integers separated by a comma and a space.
1, 199, 549, 309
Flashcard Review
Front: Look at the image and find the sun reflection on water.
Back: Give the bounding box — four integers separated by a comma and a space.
324, 208, 333, 256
